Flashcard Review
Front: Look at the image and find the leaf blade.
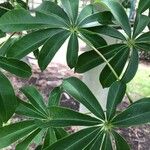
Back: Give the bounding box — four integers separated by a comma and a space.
38, 30, 70, 71
41, 106, 101, 128
45, 127, 101, 150
122, 48, 139, 83
100, 47, 130, 88
0, 56, 32, 78
0, 71, 17, 123
7, 29, 61, 59
67, 33, 79, 68
106, 81, 126, 120
62, 77, 105, 119
112, 98, 150, 127
0, 120, 37, 149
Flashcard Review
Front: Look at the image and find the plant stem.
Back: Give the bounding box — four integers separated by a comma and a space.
79, 35, 133, 104
0, 6, 11, 11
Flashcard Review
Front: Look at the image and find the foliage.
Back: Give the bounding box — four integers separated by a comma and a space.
0, 0, 150, 149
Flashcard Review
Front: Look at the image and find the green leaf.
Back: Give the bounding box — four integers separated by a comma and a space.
21, 86, 48, 116
0, 30, 5, 38
54, 128, 68, 140
112, 98, 150, 127
101, 133, 113, 150
0, 71, 17, 123
100, 47, 130, 88
0, 37, 19, 56
7, 29, 61, 59
38, 30, 70, 71
0, 2, 13, 17
67, 33, 79, 68
35, 1, 70, 24
137, 0, 150, 13
16, 129, 41, 150
84, 131, 104, 150
77, 4, 98, 23
62, 77, 105, 119
136, 32, 150, 43
133, 14, 150, 38
122, 49, 139, 83
45, 127, 101, 150
41, 106, 101, 128
16, 97, 46, 119
0, 56, 32, 78
89, 25, 126, 40
0, 9, 67, 32
80, 29, 107, 48
78, 12, 101, 28
106, 81, 126, 120
16, 0, 28, 9
112, 131, 130, 150
75, 44, 125, 73
43, 128, 57, 149
135, 43, 150, 51
0, 120, 37, 149
98, 11, 114, 25
48, 87, 62, 107
97, 0, 131, 37
60, 0, 79, 23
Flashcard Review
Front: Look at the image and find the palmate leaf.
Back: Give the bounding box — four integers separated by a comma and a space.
54, 128, 68, 140
16, 129, 42, 150
0, 9, 67, 32
136, 32, 150, 43
106, 81, 126, 120
89, 25, 126, 40
15, 86, 68, 149
79, 29, 107, 48
135, 43, 150, 51
0, 37, 19, 56
112, 98, 150, 127
133, 14, 150, 38
60, 0, 79, 23
20, 86, 48, 116
0, 71, 17, 123
122, 48, 139, 83
78, 12, 101, 28
62, 77, 105, 119
112, 131, 130, 150
135, 32, 150, 51
35, 1, 70, 24
77, 4, 99, 23
101, 133, 113, 150
42, 128, 68, 149
0, 56, 32, 78
48, 87, 62, 107
67, 33, 79, 68
16, 97, 46, 119
0, 120, 37, 149
100, 47, 130, 88
84, 131, 104, 150
40, 106, 101, 128
45, 127, 102, 150
38, 30, 70, 71
7, 29, 62, 59
137, 0, 150, 13
75, 44, 125, 73
95, 0, 131, 37
43, 128, 57, 149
